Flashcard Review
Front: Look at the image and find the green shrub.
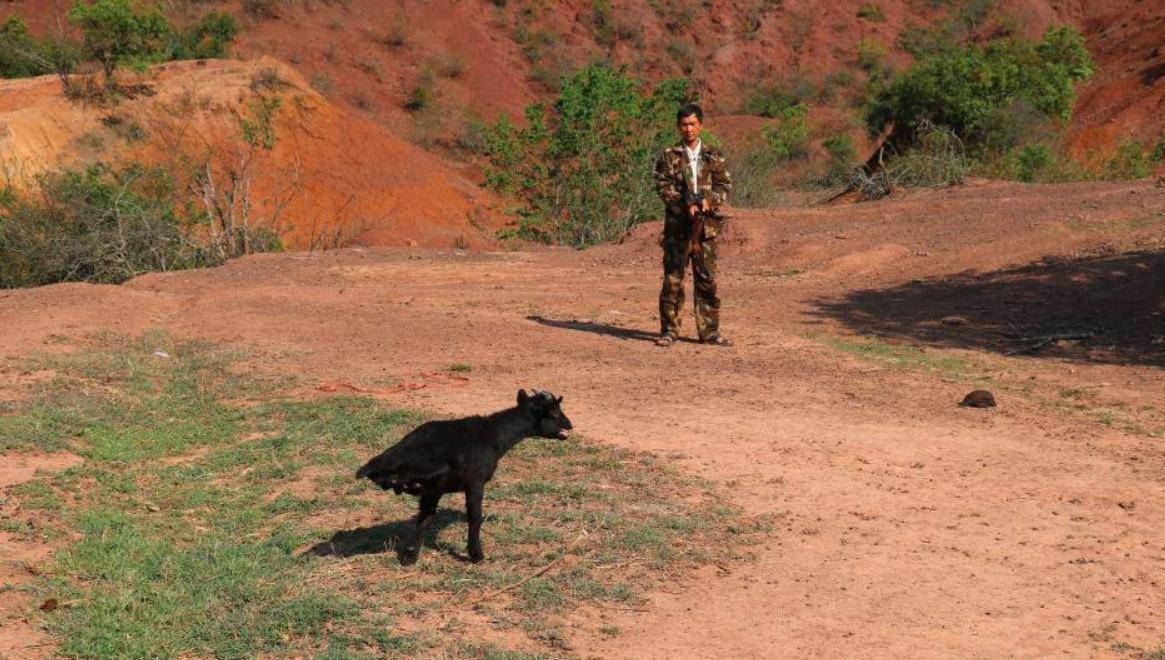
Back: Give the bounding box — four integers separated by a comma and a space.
741, 77, 815, 117
822, 133, 858, 185
432, 52, 465, 79
176, 11, 238, 59
0, 164, 209, 288
727, 104, 809, 206
857, 37, 887, 71
1012, 144, 1051, 182
866, 26, 1093, 147
761, 103, 809, 161
481, 64, 690, 246
69, 0, 175, 80
857, 3, 885, 21
1149, 137, 1165, 164
1, 16, 38, 76
1103, 140, 1151, 181
883, 123, 967, 190
404, 68, 436, 111
1, 16, 74, 78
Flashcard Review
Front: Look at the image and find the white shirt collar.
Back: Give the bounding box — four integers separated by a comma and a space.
685, 140, 701, 183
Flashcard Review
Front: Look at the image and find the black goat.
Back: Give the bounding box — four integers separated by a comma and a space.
356, 389, 573, 565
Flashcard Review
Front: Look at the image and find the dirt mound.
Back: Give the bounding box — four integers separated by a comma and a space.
0, 58, 505, 249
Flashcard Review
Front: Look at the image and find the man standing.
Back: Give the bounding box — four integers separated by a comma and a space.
653, 102, 732, 347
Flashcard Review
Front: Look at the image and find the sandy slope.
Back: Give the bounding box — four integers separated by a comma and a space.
1, 180, 1164, 657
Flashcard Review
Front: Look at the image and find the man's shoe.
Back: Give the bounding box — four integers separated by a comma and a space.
702, 333, 732, 347
655, 333, 677, 347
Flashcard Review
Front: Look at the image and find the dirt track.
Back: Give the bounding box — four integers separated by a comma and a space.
2, 180, 1164, 657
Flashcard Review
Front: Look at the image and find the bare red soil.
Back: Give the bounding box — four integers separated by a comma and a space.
2, 179, 1163, 656
0, 59, 506, 249
4, 0, 1163, 148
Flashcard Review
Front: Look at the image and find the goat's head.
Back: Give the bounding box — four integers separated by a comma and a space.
517, 389, 573, 440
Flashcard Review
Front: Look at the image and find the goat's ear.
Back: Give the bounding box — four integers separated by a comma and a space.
556, 395, 563, 404
517, 389, 530, 407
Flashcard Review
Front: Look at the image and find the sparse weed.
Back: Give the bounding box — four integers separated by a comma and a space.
5, 334, 763, 656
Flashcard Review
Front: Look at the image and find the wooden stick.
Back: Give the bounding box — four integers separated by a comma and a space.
1005, 332, 1094, 356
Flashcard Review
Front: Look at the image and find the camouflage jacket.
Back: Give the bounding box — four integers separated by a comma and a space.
653, 141, 732, 218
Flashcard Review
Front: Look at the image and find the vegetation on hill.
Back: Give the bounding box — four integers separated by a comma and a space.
0, 0, 237, 84
480, 64, 691, 247
0, 90, 287, 289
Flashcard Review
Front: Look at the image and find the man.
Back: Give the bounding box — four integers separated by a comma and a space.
653, 102, 732, 347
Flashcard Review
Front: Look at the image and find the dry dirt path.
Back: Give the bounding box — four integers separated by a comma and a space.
2, 181, 1164, 657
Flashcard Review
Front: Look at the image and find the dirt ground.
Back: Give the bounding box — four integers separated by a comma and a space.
2, 179, 1164, 657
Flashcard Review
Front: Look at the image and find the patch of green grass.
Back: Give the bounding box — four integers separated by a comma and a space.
809, 332, 972, 376
449, 362, 473, 373
6, 333, 764, 657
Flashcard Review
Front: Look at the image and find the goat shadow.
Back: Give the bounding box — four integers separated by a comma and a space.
305, 508, 472, 563
527, 315, 699, 344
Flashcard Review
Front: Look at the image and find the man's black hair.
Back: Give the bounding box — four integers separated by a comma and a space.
676, 102, 703, 124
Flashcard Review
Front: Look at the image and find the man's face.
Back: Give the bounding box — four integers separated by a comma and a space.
678, 113, 702, 145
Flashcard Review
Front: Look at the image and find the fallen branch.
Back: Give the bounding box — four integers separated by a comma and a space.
1005, 332, 1095, 356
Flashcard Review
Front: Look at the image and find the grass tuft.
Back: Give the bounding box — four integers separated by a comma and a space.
3, 333, 765, 656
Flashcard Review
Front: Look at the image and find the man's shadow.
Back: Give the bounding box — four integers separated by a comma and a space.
527, 315, 698, 343
304, 508, 471, 562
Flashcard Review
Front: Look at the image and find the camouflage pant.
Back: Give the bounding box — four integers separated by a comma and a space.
659, 213, 720, 340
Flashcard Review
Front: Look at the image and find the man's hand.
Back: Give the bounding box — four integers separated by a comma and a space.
700, 198, 711, 213
688, 204, 700, 218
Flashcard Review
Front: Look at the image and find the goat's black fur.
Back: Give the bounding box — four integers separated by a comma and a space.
356, 389, 573, 564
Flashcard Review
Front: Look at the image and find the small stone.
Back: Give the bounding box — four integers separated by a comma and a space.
960, 390, 996, 408
940, 315, 968, 326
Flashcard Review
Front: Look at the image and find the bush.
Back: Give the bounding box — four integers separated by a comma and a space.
857, 37, 887, 71
175, 12, 238, 59
857, 3, 885, 21
432, 52, 465, 79
726, 104, 809, 207
887, 123, 968, 187
822, 133, 857, 185
1149, 137, 1165, 164
69, 0, 175, 80
404, 68, 436, 111
1014, 144, 1052, 182
855, 123, 967, 199
0, 163, 210, 288
740, 77, 814, 118
866, 26, 1094, 148
1104, 140, 1151, 181
481, 64, 690, 246
0, 16, 81, 78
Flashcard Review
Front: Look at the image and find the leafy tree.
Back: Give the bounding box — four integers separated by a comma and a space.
69, 0, 175, 82
0, 16, 81, 80
482, 64, 690, 246
866, 26, 1093, 148
0, 17, 48, 77
177, 12, 238, 59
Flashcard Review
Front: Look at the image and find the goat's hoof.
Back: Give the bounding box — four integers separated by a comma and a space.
400, 548, 419, 566
468, 549, 485, 563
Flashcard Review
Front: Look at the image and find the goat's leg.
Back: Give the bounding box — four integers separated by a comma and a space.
401, 492, 440, 565
465, 484, 485, 563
